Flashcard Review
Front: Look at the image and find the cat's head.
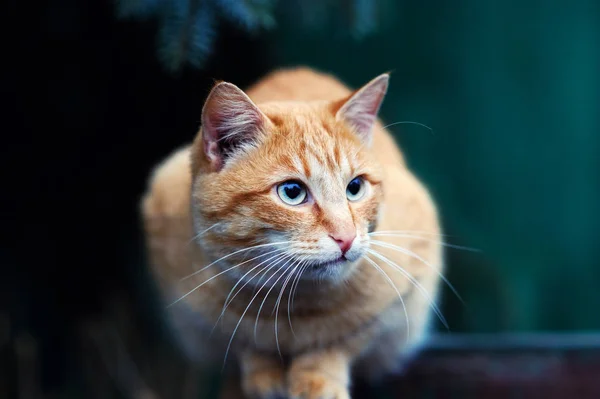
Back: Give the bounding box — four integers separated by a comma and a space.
190, 74, 389, 283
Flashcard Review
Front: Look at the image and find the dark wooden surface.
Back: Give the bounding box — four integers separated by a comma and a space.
359, 334, 600, 398
4, 298, 600, 399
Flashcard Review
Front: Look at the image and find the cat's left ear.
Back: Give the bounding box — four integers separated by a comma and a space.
201, 81, 268, 171
335, 73, 389, 145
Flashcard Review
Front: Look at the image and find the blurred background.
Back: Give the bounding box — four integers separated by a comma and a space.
2, 0, 600, 397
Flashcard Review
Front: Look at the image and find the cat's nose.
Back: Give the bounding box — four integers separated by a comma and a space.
329, 231, 356, 255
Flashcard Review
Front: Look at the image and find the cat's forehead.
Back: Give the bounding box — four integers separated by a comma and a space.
259, 105, 368, 200
261, 101, 351, 145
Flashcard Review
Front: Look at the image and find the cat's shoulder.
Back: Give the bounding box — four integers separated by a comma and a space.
141, 146, 192, 221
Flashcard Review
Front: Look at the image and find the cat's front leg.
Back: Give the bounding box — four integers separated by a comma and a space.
287, 349, 351, 399
240, 351, 287, 399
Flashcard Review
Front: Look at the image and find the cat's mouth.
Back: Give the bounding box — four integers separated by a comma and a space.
299, 255, 363, 281
307, 256, 348, 269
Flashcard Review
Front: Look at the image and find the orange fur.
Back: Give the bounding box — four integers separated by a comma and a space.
141, 67, 442, 398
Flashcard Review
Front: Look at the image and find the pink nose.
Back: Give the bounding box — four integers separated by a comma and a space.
329, 231, 356, 255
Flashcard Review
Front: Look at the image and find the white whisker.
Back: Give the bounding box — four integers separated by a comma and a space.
253, 255, 300, 344
370, 229, 455, 237
369, 239, 463, 304
381, 120, 434, 133
289, 262, 309, 316
186, 222, 220, 245
168, 248, 284, 308
251, 263, 274, 295
210, 250, 291, 336
272, 257, 304, 318
287, 260, 309, 337
251, 250, 304, 294
179, 241, 296, 282
368, 232, 480, 252
364, 255, 410, 342
227, 251, 295, 323
222, 255, 297, 370
367, 248, 449, 329
221, 251, 288, 312
273, 257, 307, 358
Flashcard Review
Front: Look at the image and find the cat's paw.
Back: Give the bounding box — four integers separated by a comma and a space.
242, 367, 287, 399
288, 371, 350, 399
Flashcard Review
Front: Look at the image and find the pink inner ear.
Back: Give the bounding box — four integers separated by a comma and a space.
203, 140, 221, 169
201, 82, 265, 170
336, 74, 389, 143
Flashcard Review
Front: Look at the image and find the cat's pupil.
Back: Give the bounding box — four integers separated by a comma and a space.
284, 184, 302, 199
348, 179, 361, 195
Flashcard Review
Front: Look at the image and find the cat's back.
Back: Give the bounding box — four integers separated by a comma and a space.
246, 67, 352, 103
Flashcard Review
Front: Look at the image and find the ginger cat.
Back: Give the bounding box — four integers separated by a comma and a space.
141, 67, 442, 399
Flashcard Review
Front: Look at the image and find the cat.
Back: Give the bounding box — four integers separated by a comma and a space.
141, 67, 443, 399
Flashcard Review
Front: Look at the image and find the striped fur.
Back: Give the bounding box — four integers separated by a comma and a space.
141, 67, 442, 399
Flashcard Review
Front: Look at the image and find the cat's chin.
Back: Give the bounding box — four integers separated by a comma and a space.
301, 256, 360, 282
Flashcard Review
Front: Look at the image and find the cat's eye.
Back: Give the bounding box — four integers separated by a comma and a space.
346, 177, 366, 201
277, 180, 308, 206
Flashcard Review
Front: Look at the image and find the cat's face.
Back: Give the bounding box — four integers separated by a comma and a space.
191, 75, 388, 284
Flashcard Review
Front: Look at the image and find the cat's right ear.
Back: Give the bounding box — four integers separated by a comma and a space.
334, 73, 389, 146
201, 82, 267, 171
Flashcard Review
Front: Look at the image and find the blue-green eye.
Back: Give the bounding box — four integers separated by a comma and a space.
277, 180, 307, 206
346, 177, 366, 201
